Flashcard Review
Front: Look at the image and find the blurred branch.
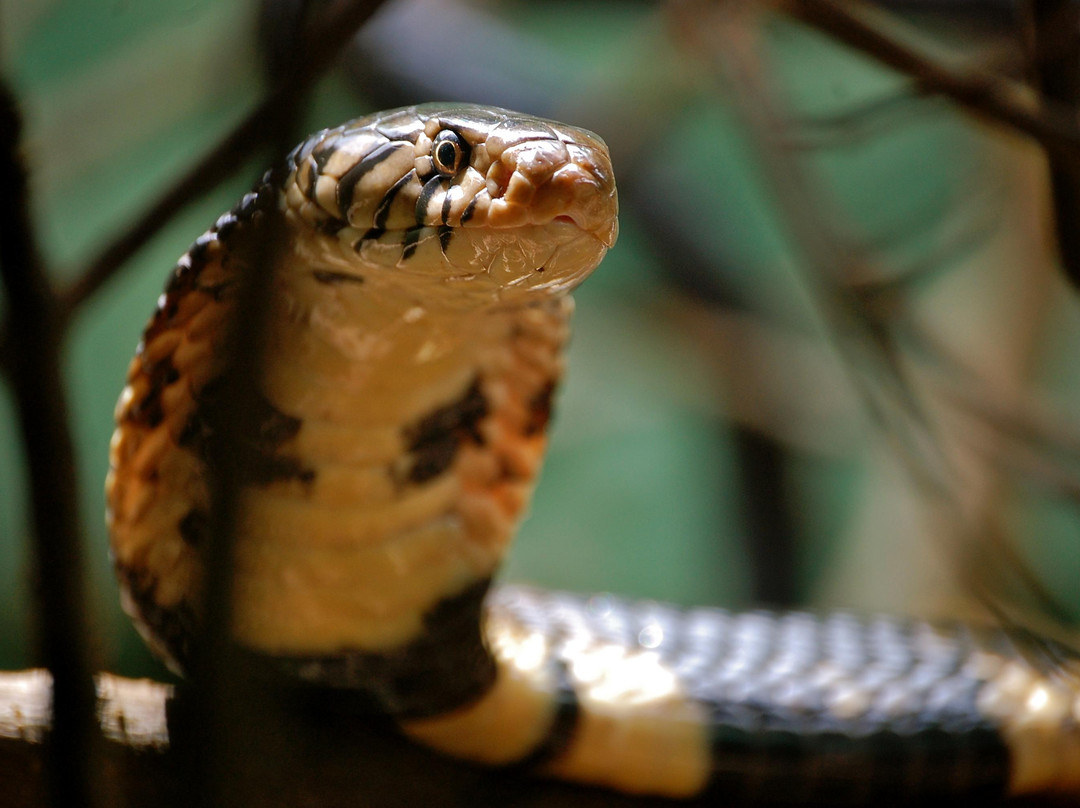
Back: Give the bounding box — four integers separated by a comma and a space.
161, 4, 392, 806
0, 82, 101, 808
1, 3, 392, 805
56, 0, 390, 320
186, 113, 296, 808
674, 2, 1077, 649
0, 0, 392, 373
0, 670, 688, 808
786, 0, 1080, 159
1026, 0, 1080, 290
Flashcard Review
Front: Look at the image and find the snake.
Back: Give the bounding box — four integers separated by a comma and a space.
105, 103, 1080, 803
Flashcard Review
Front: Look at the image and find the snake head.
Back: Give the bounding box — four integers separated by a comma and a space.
284, 104, 618, 304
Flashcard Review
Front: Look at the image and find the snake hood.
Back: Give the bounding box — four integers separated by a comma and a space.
109, 103, 618, 667
282, 103, 618, 306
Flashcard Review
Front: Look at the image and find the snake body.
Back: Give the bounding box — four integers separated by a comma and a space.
106, 104, 1080, 802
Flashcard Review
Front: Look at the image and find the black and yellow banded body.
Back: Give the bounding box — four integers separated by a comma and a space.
106, 104, 1080, 803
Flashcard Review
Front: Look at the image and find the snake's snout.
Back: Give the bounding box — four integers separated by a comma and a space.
485, 129, 618, 248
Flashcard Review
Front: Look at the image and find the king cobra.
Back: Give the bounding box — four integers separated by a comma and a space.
106, 104, 1080, 803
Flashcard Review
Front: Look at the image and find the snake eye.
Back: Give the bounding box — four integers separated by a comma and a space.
431, 130, 468, 176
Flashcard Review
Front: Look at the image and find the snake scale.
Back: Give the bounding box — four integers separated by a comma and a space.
106, 104, 1080, 803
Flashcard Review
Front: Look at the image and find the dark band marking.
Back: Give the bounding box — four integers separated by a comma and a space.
373, 170, 414, 230
180, 379, 316, 487
402, 378, 489, 484
509, 660, 580, 771
438, 225, 453, 255
262, 578, 497, 719
177, 509, 209, 547
228, 451, 316, 486
692, 613, 1012, 802
298, 157, 318, 203
705, 721, 1009, 803
460, 196, 478, 224
115, 561, 198, 671
523, 382, 556, 437
415, 175, 444, 225
313, 268, 365, 286
402, 227, 422, 262
440, 187, 453, 226
336, 141, 404, 217
312, 144, 337, 173
124, 355, 181, 429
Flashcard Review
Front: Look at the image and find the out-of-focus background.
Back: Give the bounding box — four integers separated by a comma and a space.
2, 0, 1079, 680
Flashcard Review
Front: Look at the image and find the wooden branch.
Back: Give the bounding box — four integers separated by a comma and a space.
185, 107, 298, 808
56, 0, 392, 320
787, 0, 1080, 159
1027, 0, 1080, 290
2, 668, 1076, 807
0, 670, 696, 808
0, 2, 390, 802
0, 82, 101, 808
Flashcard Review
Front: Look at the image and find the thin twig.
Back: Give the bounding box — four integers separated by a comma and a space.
787, 0, 1080, 160
56, 0, 391, 319
56, 102, 279, 317
674, 2, 1077, 648
0, 81, 101, 808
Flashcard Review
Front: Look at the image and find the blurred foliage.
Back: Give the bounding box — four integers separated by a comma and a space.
1, 0, 1078, 682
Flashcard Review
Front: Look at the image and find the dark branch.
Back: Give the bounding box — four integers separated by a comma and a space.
186, 133, 297, 808
0, 82, 101, 808
1027, 0, 1080, 290
676, 0, 1080, 648
0, 670, 697, 808
787, 0, 1080, 159
181, 4, 392, 805
57, 0, 392, 319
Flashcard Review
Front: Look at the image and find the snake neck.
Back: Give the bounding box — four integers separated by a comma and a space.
108, 202, 574, 708
195, 230, 573, 715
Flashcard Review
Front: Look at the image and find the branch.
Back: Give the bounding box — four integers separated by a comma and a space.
786, 0, 1080, 159
56, 0, 392, 319
158, 5, 393, 805
0, 82, 101, 808
185, 98, 298, 808
0, 670, 693, 808
1027, 0, 1080, 290
672, 1, 1079, 647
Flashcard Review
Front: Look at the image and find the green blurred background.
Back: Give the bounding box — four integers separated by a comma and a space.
2, 0, 1079, 680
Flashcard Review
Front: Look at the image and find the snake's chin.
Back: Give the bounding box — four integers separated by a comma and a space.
303, 221, 610, 308
473, 222, 611, 302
